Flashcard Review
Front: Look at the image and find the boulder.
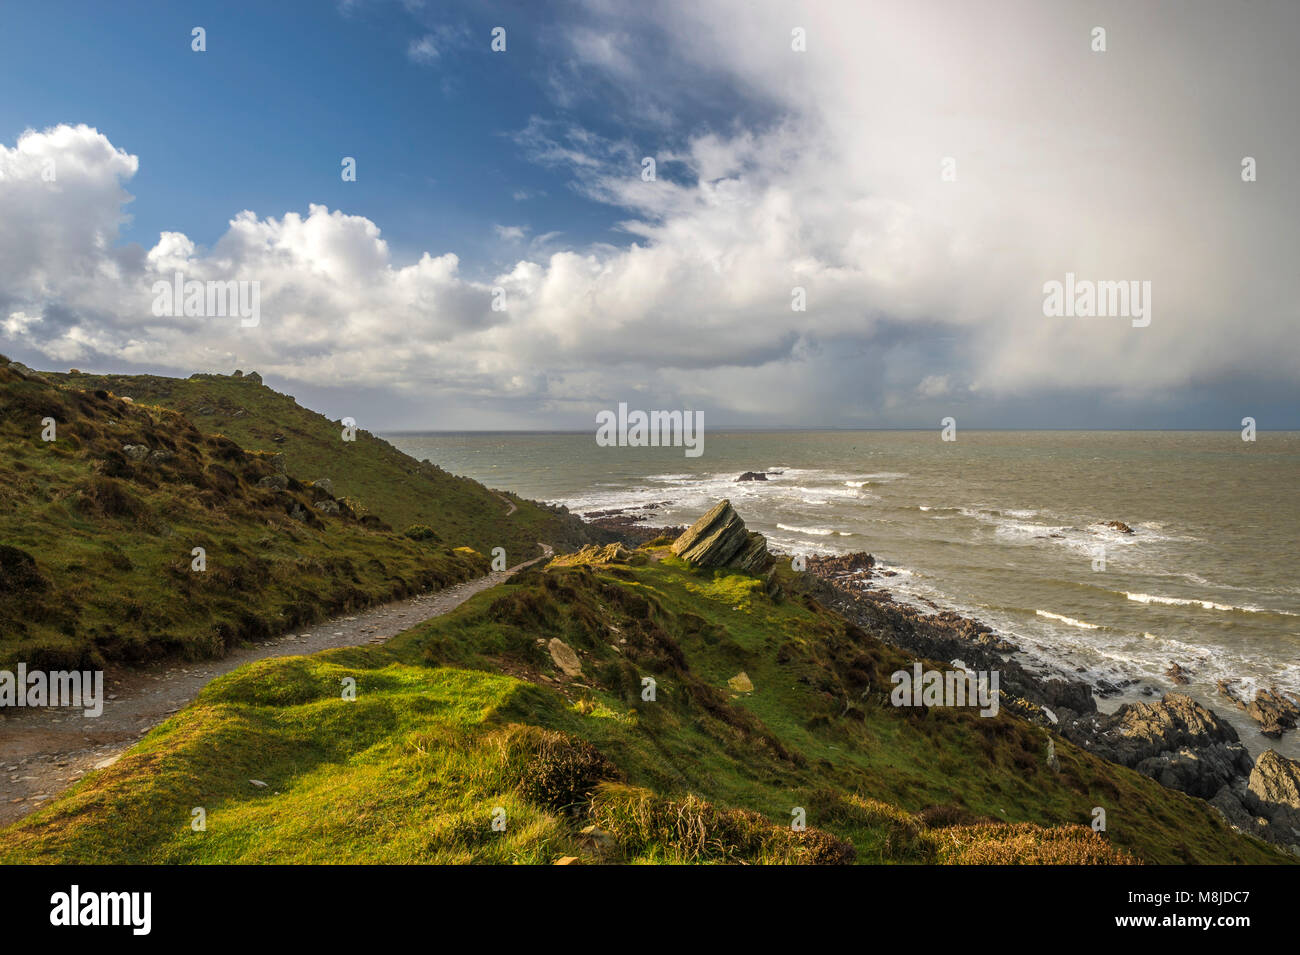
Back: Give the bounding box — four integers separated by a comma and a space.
1246, 689, 1300, 738
671, 500, 771, 572
246, 371, 262, 384
1244, 750, 1300, 833
727, 671, 754, 693
121, 444, 150, 461
736, 471, 768, 482
257, 474, 289, 491
1095, 520, 1134, 534
548, 638, 583, 678
1065, 693, 1253, 798
312, 478, 335, 496
314, 499, 340, 515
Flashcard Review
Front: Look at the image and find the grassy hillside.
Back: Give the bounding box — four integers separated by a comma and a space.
2, 544, 1283, 864
0, 362, 497, 669
50, 368, 586, 559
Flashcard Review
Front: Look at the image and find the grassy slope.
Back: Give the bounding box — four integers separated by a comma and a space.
0, 364, 496, 668
2, 548, 1285, 864
51, 369, 581, 559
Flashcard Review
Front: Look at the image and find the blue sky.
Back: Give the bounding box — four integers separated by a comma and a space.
1, 1, 1297, 430
0, 0, 648, 275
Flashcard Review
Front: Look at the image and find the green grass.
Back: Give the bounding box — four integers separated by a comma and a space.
48, 369, 589, 559
3, 547, 1286, 864
0, 364, 497, 668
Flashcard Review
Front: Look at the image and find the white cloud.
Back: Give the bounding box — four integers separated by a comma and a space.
4, 0, 1299, 428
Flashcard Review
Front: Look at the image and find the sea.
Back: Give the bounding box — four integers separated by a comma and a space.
387, 429, 1300, 757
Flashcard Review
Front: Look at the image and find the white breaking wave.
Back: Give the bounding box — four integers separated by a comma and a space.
1036, 609, 1102, 630
1123, 592, 1299, 616
776, 523, 839, 536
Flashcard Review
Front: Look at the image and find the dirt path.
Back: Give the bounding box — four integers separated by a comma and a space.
0, 544, 553, 827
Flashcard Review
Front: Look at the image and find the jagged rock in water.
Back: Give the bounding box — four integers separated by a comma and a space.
1095, 520, 1134, 534
736, 471, 768, 482
671, 500, 771, 572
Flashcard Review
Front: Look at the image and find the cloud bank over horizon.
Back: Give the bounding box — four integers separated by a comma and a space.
2, 0, 1298, 430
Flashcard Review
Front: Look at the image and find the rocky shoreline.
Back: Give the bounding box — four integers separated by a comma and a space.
572, 501, 1300, 857
797, 550, 1300, 856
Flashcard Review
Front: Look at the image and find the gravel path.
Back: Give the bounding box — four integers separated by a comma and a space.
0, 544, 552, 827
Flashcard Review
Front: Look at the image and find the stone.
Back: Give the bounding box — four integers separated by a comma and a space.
257, 474, 289, 491
314, 499, 340, 515
1095, 520, 1134, 534
548, 638, 583, 678
1245, 750, 1300, 832
246, 371, 262, 384
671, 500, 771, 572
312, 478, 335, 496
147, 449, 174, 464
121, 444, 150, 461
727, 671, 754, 693
736, 471, 768, 482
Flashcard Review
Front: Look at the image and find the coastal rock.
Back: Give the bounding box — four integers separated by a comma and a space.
1135, 744, 1253, 799
1076, 693, 1243, 766
1166, 661, 1191, 685
671, 500, 771, 572
548, 638, 583, 678
1066, 693, 1252, 798
805, 552, 875, 582
1246, 689, 1300, 738
736, 471, 768, 482
1244, 750, 1300, 833
1095, 520, 1134, 534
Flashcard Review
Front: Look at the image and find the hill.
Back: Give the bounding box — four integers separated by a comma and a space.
0, 358, 589, 669
1, 542, 1285, 864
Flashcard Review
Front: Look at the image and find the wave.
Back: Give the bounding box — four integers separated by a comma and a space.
776, 523, 846, 537
1123, 592, 1299, 616
1036, 609, 1102, 630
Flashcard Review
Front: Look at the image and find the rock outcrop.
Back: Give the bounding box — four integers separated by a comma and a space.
1210, 750, 1300, 853
1095, 520, 1134, 534
1062, 693, 1252, 799
671, 500, 771, 572
736, 471, 768, 482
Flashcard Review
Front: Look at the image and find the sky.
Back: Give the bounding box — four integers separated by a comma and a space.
1, 0, 1298, 430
